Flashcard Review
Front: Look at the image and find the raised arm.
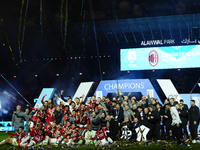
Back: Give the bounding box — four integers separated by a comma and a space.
27, 104, 36, 111
61, 90, 68, 102
80, 94, 85, 103
147, 91, 151, 106
41, 94, 47, 105
95, 108, 103, 119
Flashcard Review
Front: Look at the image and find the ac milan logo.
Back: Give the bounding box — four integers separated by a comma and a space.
148, 50, 159, 67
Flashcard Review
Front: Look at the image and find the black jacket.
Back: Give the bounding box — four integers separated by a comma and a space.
148, 110, 160, 125
99, 117, 107, 127
188, 105, 199, 122
54, 109, 64, 125
105, 103, 113, 115
140, 112, 149, 127
132, 121, 141, 130
178, 106, 188, 125
162, 105, 172, 127
112, 107, 124, 123
61, 95, 68, 102
131, 109, 140, 120
121, 120, 133, 130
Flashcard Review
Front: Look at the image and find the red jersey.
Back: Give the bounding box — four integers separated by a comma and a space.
41, 96, 46, 105
45, 126, 57, 138
91, 127, 108, 140
29, 106, 46, 119
63, 110, 71, 115
75, 114, 89, 126
29, 128, 39, 137
8, 131, 27, 143
69, 129, 79, 140
29, 118, 44, 129
54, 128, 64, 139
77, 105, 90, 112
91, 105, 99, 112
32, 135, 45, 143
46, 108, 56, 124
62, 126, 72, 139
70, 114, 78, 121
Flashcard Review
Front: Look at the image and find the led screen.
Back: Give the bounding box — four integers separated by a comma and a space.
120, 45, 200, 71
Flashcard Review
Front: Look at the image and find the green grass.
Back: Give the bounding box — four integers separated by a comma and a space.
0, 132, 200, 150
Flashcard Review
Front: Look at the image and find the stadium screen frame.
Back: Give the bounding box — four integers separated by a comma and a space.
120, 45, 200, 71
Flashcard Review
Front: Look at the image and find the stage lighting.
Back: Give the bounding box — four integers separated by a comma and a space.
79, 57, 81, 59
103, 72, 105, 74
104, 55, 105, 57
56, 74, 59, 76
127, 71, 130, 73
91, 56, 93, 58
83, 57, 85, 58
178, 69, 180, 71
60, 58, 62, 60
152, 70, 155, 72
71, 57, 73, 59
51, 58, 53, 60
55, 58, 57, 60
14, 76, 16, 78
99, 56, 101, 58
80, 73, 82, 75
35, 75, 38, 77
75, 57, 77, 59
108, 55, 110, 57
24, 59, 26, 61
47, 58, 49, 60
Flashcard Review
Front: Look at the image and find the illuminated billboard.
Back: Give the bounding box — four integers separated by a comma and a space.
120, 45, 200, 71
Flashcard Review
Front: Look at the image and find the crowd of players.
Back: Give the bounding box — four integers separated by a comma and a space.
0, 90, 200, 147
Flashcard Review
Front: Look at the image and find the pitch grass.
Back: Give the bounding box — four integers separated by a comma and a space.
0, 132, 200, 150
